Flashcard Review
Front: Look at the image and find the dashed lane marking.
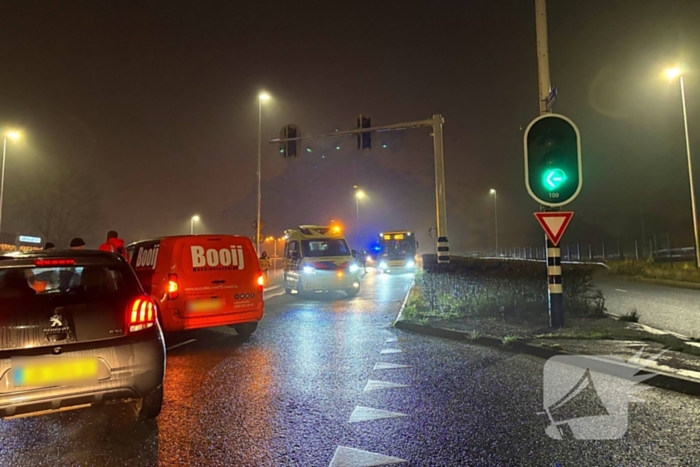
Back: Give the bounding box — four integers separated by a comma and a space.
166, 339, 197, 351
364, 380, 411, 392
380, 348, 402, 355
348, 406, 408, 423
374, 362, 412, 370
615, 289, 628, 293
329, 446, 406, 466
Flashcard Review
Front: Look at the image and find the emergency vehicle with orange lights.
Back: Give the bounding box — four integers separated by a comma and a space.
283, 225, 361, 297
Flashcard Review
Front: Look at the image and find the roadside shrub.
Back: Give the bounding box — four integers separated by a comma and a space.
415, 257, 605, 324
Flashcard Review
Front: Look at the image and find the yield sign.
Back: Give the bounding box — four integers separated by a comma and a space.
534, 211, 574, 246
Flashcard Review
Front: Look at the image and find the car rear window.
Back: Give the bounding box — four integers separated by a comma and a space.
0, 264, 139, 305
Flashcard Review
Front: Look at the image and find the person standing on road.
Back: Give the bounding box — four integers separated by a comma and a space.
98, 230, 130, 262
358, 249, 368, 274
259, 251, 271, 277
69, 238, 85, 250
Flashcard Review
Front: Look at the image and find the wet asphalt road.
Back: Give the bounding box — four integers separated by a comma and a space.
595, 275, 700, 339
2, 271, 700, 466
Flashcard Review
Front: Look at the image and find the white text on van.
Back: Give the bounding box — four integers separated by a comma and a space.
190, 246, 245, 270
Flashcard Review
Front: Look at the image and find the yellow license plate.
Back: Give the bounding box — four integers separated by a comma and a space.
187, 298, 224, 312
11, 357, 98, 387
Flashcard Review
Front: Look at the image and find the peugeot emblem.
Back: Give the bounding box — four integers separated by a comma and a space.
50, 314, 63, 328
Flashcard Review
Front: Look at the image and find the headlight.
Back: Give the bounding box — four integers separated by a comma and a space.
406, 260, 415, 268
379, 261, 388, 269
349, 264, 359, 273
303, 266, 315, 274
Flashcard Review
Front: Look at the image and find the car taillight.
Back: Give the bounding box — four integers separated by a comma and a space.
167, 273, 179, 300
127, 296, 157, 333
34, 258, 76, 267
257, 271, 264, 291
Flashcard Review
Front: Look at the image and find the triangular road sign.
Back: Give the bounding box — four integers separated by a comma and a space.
534, 212, 574, 246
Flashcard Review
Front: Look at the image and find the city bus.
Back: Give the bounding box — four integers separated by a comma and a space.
376, 231, 417, 273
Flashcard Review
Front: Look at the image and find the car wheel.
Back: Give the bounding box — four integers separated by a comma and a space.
136, 385, 163, 421
345, 287, 359, 298
233, 322, 258, 337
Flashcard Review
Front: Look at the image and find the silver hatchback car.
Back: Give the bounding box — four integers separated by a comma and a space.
0, 251, 166, 420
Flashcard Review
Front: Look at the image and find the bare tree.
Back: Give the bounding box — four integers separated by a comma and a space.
18, 167, 104, 247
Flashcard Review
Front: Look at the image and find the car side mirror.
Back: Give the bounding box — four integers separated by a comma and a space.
351, 249, 357, 258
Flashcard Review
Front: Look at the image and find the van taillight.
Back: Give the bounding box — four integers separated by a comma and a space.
257, 271, 264, 291
167, 273, 179, 300
127, 296, 157, 333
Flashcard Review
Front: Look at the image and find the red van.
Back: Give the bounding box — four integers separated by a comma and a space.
126, 235, 263, 336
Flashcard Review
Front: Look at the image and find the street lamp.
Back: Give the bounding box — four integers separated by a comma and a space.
665, 67, 699, 268
0, 130, 21, 236
354, 188, 365, 249
489, 189, 498, 253
190, 215, 200, 235
256, 91, 271, 256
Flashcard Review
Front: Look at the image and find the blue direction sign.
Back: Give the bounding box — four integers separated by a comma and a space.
545, 87, 557, 112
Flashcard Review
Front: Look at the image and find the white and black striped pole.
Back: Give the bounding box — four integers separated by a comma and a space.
546, 236, 564, 327
431, 114, 449, 264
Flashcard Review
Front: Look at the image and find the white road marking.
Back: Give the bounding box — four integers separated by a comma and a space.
364, 379, 410, 392
374, 362, 412, 370
166, 338, 197, 351
380, 348, 402, 355
329, 446, 405, 466
348, 406, 407, 423
385, 337, 398, 343
615, 289, 628, 293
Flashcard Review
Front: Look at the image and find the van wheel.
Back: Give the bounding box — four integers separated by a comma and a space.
135, 386, 163, 421
296, 279, 306, 298
233, 322, 258, 337
345, 287, 360, 298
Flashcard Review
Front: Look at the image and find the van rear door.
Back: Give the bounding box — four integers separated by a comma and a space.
175, 236, 260, 317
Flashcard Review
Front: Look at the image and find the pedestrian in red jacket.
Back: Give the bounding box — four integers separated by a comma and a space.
98, 230, 130, 262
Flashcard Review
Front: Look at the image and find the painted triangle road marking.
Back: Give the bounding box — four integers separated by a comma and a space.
329, 446, 406, 466
533, 211, 574, 246
380, 348, 402, 355
348, 406, 408, 423
374, 362, 412, 370
384, 337, 398, 343
364, 379, 410, 392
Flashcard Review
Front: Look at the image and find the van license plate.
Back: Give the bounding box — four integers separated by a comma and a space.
11, 357, 98, 388
187, 298, 224, 312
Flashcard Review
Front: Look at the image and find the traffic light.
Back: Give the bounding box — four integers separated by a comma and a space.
279, 124, 299, 157
357, 114, 371, 150
524, 114, 582, 207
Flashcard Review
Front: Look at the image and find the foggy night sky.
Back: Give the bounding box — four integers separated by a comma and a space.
0, 0, 698, 253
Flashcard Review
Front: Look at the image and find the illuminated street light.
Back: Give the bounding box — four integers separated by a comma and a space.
664, 66, 699, 267
257, 91, 271, 256
191, 215, 200, 235
665, 67, 681, 81
0, 129, 22, 235
489, 189, 498, 253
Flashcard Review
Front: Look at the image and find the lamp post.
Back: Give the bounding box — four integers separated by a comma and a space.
665, 67, 699, 268
0, 130, 21, 236
256, 92, 271, 256
190, 215, 200, 235
354, 187, 365, 249
489, 189, 498, 254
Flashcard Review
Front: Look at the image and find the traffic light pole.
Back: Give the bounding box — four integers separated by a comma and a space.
535, 0, 564, 327
270, 114, 451, 264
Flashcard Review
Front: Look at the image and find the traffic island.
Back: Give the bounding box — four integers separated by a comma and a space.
394, 257, 700, 396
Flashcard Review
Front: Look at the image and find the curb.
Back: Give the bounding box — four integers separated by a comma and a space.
391, 278, 415, 327
624, 276, 700, 291
394, 320, 700, 397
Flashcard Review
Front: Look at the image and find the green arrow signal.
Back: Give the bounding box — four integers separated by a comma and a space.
543, 168, 566, 190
